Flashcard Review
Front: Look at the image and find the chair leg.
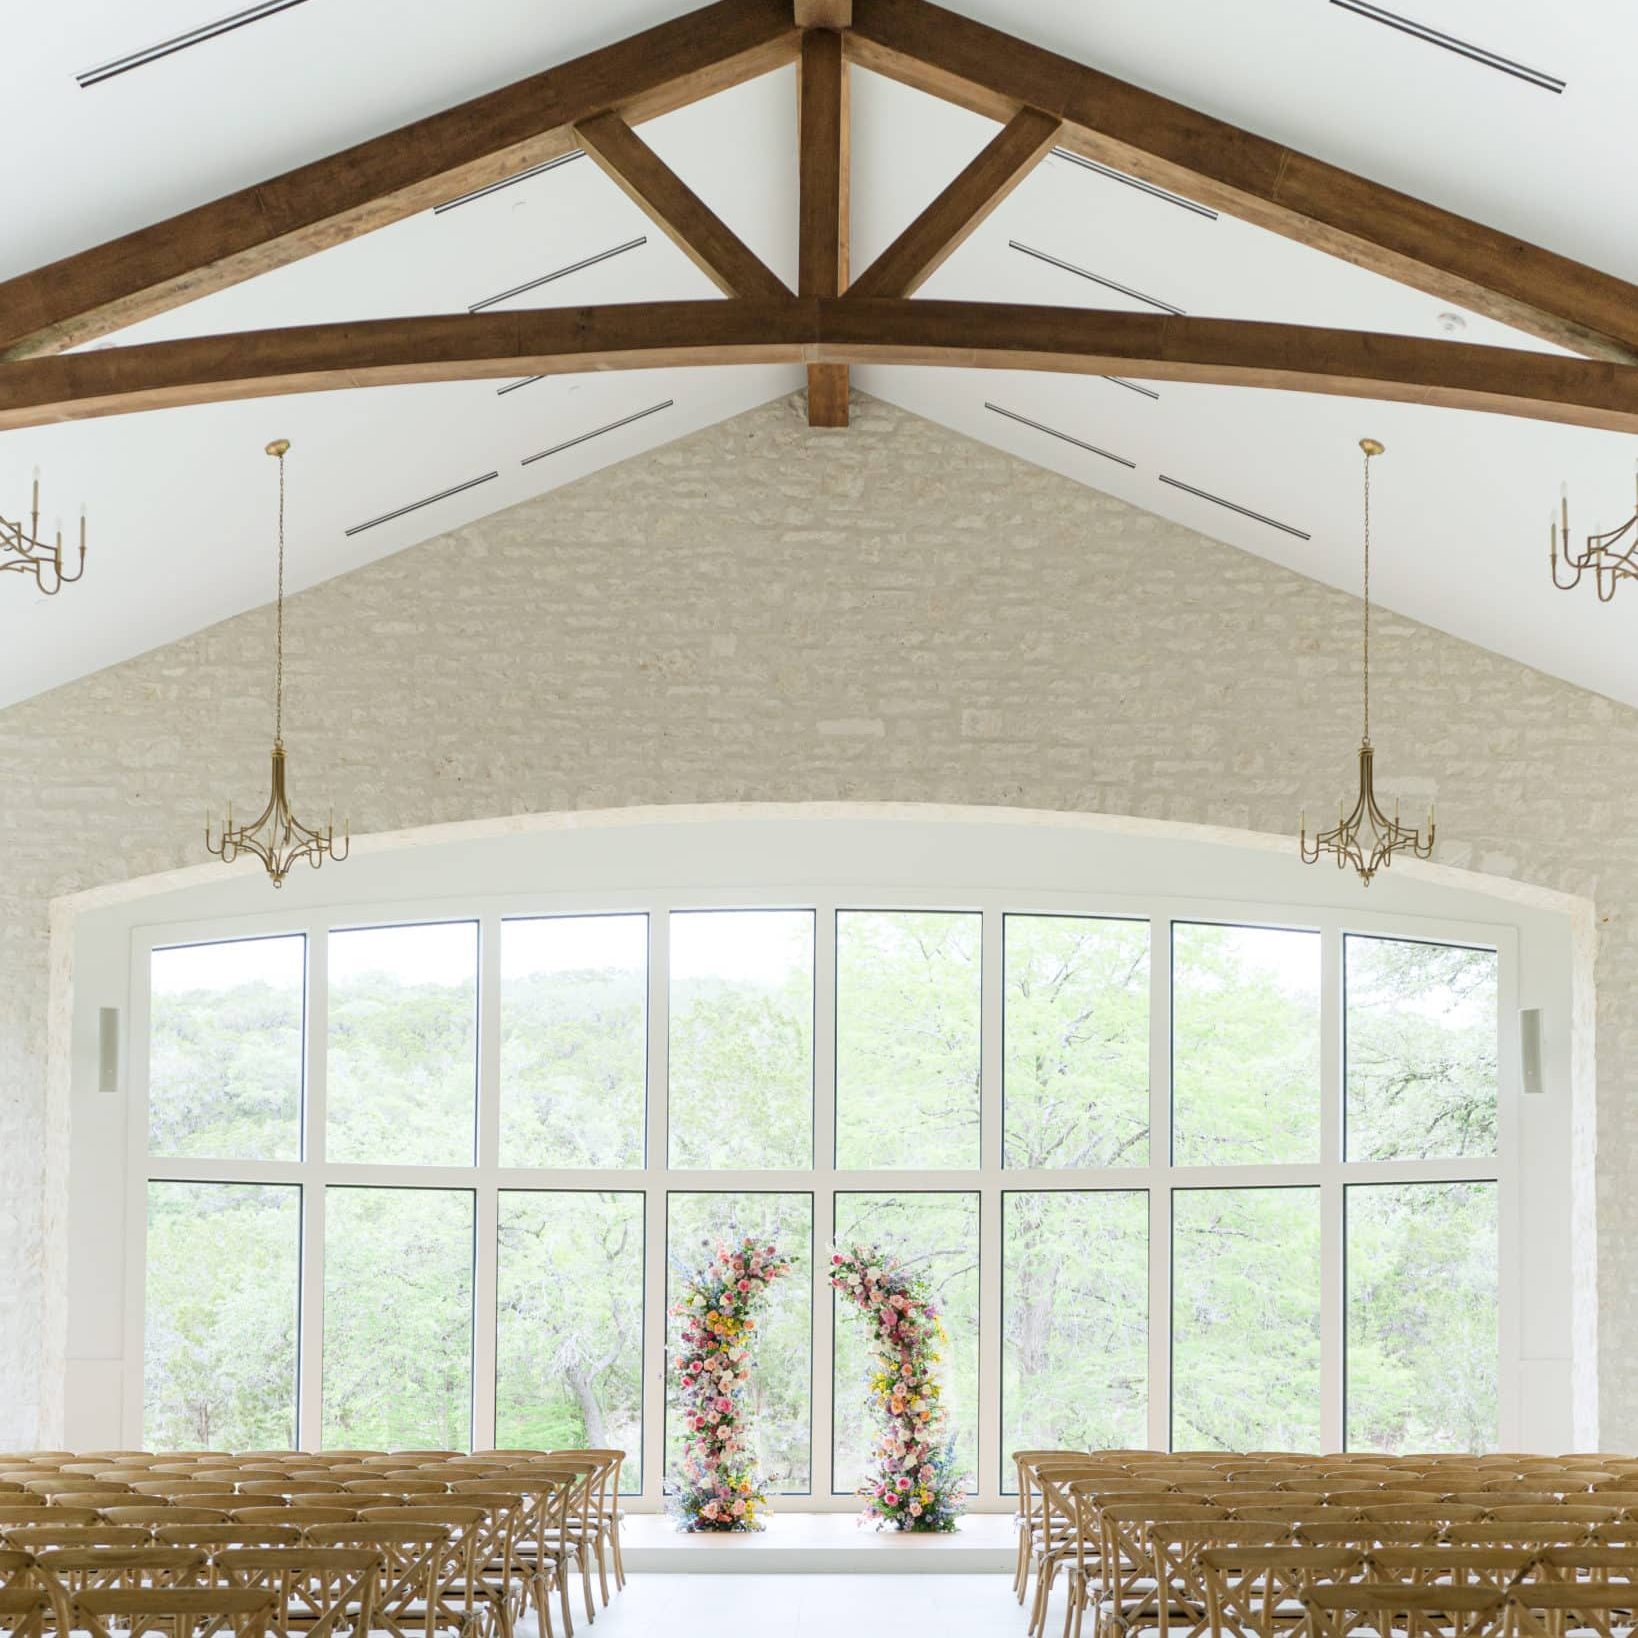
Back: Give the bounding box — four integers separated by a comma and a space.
593, 1534, 609, 1608
608, 1523, 625, 1592
577, 1542, 595, 1623
556, 1557, 575, 1638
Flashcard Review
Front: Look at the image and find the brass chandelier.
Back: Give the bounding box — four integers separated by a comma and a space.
206, 439, 348, 887
1551, 463, 1638, 602
3, 468, 87, 595
1300, 438, 1435, 885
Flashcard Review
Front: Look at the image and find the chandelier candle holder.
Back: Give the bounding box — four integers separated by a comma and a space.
2, 468, 87, 595
206, 439, 348, 888
1551, 462, 1638, 602
1300, 438, 1435, 886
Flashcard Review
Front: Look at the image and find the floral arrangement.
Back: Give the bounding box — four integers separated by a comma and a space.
830, 1243, 966, 1532
666, 1234, 793, 1531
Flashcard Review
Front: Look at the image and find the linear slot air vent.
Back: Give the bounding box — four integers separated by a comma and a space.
1157, 475, 1310, 540
521, 401, 675, 467
1009, 242, 1185, 316
1103, 376, 1161, 401
345, 472, 500, 537
1329, 0, 1564, 92
984, 403, 1136, 470
1050, 149, 1218, 220
436, 151, 585, 214
77, 0, 307, 86
497, 376, 546, 398
470, 237, 648, 314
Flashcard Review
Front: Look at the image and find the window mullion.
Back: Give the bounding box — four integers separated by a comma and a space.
298, 918, 328, 1450
1148, 914, 1172, 1452
812, 903, 838, 1497
1320, 922, 1344, 1453
472, 913, 502, 1453
641, 908, 670, 1510
978, 907, 1003, 1500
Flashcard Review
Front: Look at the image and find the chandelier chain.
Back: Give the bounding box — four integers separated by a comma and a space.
1362, 441, 1370, 745
275, 445, 286, 746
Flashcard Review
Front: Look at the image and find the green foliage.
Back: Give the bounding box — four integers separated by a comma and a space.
1346, 938, 1498, 1160
1002, 1190, 1148, 1481
836, 912, 980, 1169
321, 1187, 473, 1449
144, 1183, 299, 1449
496, 1191, 644, 1489
1004, 916, 1150, 1169
1173, 924, 1321, 1165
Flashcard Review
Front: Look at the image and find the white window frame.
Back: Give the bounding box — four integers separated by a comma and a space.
122, 874, 1518, 1512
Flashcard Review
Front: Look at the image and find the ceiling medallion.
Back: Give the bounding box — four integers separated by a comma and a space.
2, 468, 87, 594
1300, 438, 1435, 885
206, 439, 349, 887
1551, 463, 1638, 602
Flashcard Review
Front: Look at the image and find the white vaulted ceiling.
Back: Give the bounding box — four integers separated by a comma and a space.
2, 0, 1635, 710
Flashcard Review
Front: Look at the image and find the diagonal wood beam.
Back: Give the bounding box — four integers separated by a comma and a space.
575, 113, 790, 299
0, 0, 799, 362
3, 301, 1637, 433
848, 106, 1061, 299
799, 30, 851, 425
845, 0, 1638, 364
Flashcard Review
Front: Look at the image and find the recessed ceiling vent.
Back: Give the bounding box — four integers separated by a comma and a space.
521, 401, 675, 467
1330, 0, 1564, 92
1009, 242, 1186, 316
1050, 150, 1218, 220
436, 152, 585, 214
1158, 474, 1311, 540
470, 237, 647, 314
984, 402, 1136, 469
345, 472, 499, 537
1102, 376, 1161, 402
76, 0, 307, 87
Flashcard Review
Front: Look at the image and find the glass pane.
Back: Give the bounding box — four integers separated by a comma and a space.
1172, 1187, 1320, 1450
149, 936, 304, 1160
668, 911, 813, 1169
666, 1192, 812, 1492
500, 916, 647, 1169
144, 1182, 300, 1449
832, 1192, 979, 1494
1347, 1182, 1499, 1452
1002, 1191, 1147, 1483
327, 923, 478, 1166
1004, 915, 1150, 1169
497, 1192, 644, 1488
836, 911, 981, 1169
322, 1188, 474, 1448
1172, 924, 1320, 1165
1346, 937, 1499, 1161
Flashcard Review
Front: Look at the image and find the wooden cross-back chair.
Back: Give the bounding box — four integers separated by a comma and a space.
210, 1546, 382, 1638
303, 1523, 456, 1638
1200, 1545, 1365, 1638
70, 1585, 276, 1638
1302, 1581, 1509, 1638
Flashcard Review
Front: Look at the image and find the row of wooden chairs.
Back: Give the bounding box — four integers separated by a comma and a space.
0, 1448, 627, 1638
1014, 1450, 1638, 1638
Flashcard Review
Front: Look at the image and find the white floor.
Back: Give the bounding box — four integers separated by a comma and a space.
621, 1511, 1015, 1573
560, 1573, 1030, 1635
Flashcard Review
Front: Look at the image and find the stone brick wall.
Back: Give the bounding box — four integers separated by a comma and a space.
0, 391, 1628, 1444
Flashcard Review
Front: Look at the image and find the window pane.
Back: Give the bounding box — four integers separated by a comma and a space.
666, 1192, 812, 1492
497, 1192, 643, 1488
149, 936, 304, 1160
1004, 916, 1149, 1169
1347, 1182, 1498, 1452
145, 1182, 299, 1449
1346, 937, 1499, 1160
668, 911, 813, 1169
1172, 1187, 1320, 1450
1172, 924, 1320, 1165
501, 916, 646, 1169
836, 911, 980, 1169
328, 923, 478, 1166
323, 1188, 474, 1448
833, 1192, 979, 1494
1003, 1191, 1147, 1482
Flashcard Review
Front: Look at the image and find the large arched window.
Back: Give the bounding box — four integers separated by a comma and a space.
127, 818, 1518, 1507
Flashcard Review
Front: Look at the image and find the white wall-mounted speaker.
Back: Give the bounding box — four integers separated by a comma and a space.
1520, 1007, 1545, 1096
98, 1006, 120, 1094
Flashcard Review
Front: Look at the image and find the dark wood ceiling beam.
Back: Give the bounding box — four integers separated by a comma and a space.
575, 112, 790, 298
845, 0, 1638, 363
848, 106, 1060, 299
798, 29, 851, 425
4, 300, 1636, 433
0, 0, 799, 362
795, 0, 852, 23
